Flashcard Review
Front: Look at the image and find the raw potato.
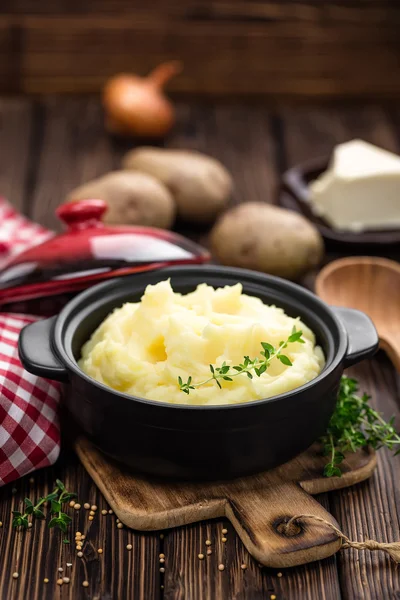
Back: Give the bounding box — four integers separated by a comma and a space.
66, 171, 175, 229
122, 147, 232, 223
210, 202, 324, 280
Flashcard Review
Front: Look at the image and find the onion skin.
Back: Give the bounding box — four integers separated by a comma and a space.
103, 61, 182, 138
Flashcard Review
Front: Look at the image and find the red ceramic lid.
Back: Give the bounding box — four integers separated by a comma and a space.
0, 199, 210, 306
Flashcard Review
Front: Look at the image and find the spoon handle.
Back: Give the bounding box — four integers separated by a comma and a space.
380, 338, 400, 373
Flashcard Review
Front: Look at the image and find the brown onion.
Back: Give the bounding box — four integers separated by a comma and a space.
102, 61, 182, 138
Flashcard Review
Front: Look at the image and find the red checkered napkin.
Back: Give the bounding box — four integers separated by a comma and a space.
0, 198, 61, 486
0, 196, 53, 269
0, 314, 61, 486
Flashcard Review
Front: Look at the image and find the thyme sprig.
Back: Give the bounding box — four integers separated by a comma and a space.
48, 479, 74, 533
320, 377, 400, 477
178, 327, 305, 394
178, 327, 400, 477
12, 479, 76, 532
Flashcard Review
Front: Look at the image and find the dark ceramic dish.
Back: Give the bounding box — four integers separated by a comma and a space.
19, 266, 379, 480
281, 156, 400, 247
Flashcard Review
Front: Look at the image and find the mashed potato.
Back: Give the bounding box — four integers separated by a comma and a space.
79, 280, 325, 406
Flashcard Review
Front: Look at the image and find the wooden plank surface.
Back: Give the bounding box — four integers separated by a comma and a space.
29, 97, 120, 230
332, 358, 400, 600
0, 98, 399, 599
0, 0, 399, 16
0, 98, 33, 212
0, 450, 160, 600
280, 105, 399, 167
0, 2, 399, 97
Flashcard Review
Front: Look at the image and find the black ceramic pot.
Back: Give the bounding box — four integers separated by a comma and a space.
19, 266, 379, 480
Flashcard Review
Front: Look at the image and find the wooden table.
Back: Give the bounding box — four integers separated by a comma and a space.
0, 98, 400, 600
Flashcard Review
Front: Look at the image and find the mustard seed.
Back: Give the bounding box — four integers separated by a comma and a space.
160, 533, 164, 539
159, 558, 165, 563
116, 518, 120, 523
117, 523, 123, 529
77, 552, 83, 558
89, 511, 95, 516
91, 505, 97, 511
29, 477, 34, 484
69, 501, 75, 508
84, 503, 90, 510
63, 577, 70, 584
0, 522, 2, 527
159, 553, 165, 559
57, 579, 63, 585
88, 516, 94, 521
218, 564, 225, 571
102, 509, 108, 515
270, 596, 276, 600
74, 503, 81, 510
241, 563, 247, 570
160, 567, 165, 573
222, 528, 228, 534
12, 572, 19, 579
206, 549, 212, 555
82, 581, 89, 587
277, 572, 283, 578
108, 509, 113, 514
126, 544, 133, 550
222, 537, 227, 543
44, 578, 49, 583
76, 531, 82, 536
97, 548, 103, 554
205, 540, 211, 546
58, 567, 63, 572
28, 523, 32, 529
198, 553, 204, 560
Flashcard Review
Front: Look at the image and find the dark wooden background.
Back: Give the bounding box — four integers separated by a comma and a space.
0, 1, 400, 98
0, 98, 400, 599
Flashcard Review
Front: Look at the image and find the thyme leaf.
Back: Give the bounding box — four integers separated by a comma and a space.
12, 480, 77, 532
178, 327, 304, 394
320, 377, 400, 477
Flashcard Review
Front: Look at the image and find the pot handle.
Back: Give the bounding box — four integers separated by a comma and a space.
332, 306, 379, 368
18, 316, 69, 382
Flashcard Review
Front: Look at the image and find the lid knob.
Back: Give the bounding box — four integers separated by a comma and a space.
56, 199, 107, 230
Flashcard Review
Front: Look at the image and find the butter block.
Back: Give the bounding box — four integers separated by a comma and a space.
309, 139, 400, 232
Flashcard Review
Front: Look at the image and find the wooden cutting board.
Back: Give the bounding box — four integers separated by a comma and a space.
75, 437, 376, 568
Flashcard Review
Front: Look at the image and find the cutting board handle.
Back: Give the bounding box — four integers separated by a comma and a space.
226, 477, 341, 568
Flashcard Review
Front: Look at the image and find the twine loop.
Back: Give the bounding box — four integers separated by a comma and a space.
284, 514, 400, 563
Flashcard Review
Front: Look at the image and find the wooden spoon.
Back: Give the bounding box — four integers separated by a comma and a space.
315, 257, 400, 372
